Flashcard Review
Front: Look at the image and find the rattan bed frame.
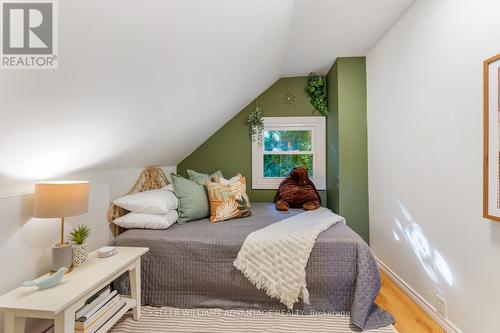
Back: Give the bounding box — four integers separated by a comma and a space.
107, 166, 170, 236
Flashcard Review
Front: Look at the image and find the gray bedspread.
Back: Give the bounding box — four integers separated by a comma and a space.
113, 203, 394, 330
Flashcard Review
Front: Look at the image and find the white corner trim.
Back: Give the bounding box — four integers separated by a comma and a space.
0, 192, 34, 199
376, 258, 463, 333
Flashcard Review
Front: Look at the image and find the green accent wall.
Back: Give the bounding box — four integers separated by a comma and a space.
326, 61, 340, 214
177, 76, 327, 203
326, 57, 369, 243
178, 59, 369, 243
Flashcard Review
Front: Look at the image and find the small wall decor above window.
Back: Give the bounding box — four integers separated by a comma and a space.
281, 88, 299, 105
252, 117, 326, 190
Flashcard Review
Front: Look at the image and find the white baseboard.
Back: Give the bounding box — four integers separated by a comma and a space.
376, 258, 463, 333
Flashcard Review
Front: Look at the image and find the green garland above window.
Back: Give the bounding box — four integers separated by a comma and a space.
306, 73, 329, 116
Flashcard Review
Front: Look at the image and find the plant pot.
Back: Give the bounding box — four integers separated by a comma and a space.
72, 243, 88, 267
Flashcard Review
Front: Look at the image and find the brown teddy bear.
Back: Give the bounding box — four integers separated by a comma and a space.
273, 166, 321, 211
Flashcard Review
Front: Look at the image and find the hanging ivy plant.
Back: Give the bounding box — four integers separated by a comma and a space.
247, 103, 264, 146
306, 73, 329, 116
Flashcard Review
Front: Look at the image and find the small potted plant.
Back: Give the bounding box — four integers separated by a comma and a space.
69, 225, 91, 267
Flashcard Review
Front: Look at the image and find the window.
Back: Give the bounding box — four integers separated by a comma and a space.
252, 117, 326, 190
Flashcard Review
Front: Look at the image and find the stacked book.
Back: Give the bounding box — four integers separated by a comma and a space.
74, 287, 126, 333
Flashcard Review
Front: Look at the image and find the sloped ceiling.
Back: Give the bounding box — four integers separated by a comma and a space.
0, 0, 415, 182
282, 0, 417, 75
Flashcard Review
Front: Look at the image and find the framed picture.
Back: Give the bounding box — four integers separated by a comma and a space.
483, 54, 500, 221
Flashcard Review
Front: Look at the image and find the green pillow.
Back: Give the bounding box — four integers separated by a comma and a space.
187, 169, 223, 186
171, 174, 210, 224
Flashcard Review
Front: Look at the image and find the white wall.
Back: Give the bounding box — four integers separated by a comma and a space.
367, 1, 500, 332
0, 166, 175, 332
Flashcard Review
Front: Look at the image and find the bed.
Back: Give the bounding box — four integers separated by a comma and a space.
109, 168, 393, 330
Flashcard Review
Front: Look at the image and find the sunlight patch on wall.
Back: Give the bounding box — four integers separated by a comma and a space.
393, 199, 454, 288
433, 249, 453, 287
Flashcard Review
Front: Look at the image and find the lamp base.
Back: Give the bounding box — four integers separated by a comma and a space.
51, 242, 73, 272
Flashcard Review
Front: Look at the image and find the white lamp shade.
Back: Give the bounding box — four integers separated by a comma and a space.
33, 181, 89, 218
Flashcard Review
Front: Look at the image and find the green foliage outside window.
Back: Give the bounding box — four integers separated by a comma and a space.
264, 154, 313, 178
263, 129, 314, 177
264, 130, 312, 152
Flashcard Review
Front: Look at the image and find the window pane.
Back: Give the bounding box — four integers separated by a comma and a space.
264, 154, 313, 178
264, 130, 312, 152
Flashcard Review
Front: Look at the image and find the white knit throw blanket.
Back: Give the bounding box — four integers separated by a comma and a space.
233, 208, 345, 310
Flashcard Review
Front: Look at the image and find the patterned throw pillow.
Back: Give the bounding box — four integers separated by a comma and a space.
207, 174, 251, 223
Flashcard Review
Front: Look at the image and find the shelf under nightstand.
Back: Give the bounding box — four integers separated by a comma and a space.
0, 246, 149, 333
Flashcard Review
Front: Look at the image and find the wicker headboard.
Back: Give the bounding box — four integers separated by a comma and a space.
107, 166, 170, 236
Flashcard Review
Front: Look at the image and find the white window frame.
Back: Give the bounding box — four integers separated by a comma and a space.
252, 116, 326, 190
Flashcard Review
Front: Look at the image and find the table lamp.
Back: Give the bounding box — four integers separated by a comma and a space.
33, 181, 89, 272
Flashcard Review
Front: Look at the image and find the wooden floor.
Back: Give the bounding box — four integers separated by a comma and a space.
376, 271, 446, 333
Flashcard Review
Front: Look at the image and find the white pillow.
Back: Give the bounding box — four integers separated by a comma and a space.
113, 189, 178, 214
217, 175, 241, 185
113, 210, 178, 229
162, 184, 174, 191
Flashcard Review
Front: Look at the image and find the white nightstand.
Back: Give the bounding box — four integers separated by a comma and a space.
0, 246, 149, 333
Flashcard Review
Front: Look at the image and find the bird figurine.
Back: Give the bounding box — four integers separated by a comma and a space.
22, 267, 67, 290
